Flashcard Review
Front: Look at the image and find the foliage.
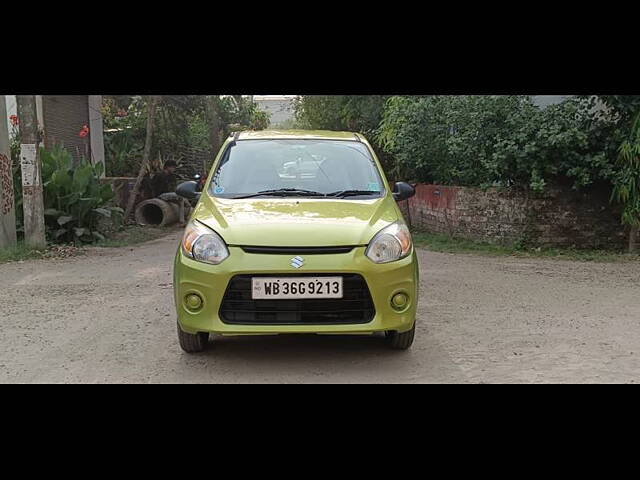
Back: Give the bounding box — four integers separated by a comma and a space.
41, 145, 123, 244
292, 95, 395, 176
611, 111, 640, 228
376, 95, 619, 191
293, 95, 389, 134
102, 97, 146, 177
587, 95, 640, 124
101, 96, 270, 177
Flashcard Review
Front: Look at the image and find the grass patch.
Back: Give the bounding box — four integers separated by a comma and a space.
412, 231, 640, 262
0, 242, 84, 264
0, 243, 43, 263
94, 225, 176, 248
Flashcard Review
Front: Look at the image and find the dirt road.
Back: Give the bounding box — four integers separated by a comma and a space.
1, 231, 639, 383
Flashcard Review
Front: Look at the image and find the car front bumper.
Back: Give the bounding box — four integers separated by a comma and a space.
174, 246, 419, 335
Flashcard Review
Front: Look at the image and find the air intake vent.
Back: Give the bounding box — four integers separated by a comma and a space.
240, 246, 356, 255
219, 274, 375, 325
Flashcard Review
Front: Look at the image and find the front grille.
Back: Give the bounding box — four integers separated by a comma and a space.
240, 246, 356, 255
219, 274, 376, 325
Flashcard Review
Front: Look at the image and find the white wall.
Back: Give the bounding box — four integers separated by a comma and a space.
4, 95, 16, 135
531, 95, 573, 108
88, 95, 105, 173
254, 95, 295, 127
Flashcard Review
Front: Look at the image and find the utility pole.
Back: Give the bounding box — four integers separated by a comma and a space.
16, 95, 46, 249
0, 95, 17, 248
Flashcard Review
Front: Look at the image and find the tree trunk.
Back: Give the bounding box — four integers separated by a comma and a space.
205, 96, 223, 159
124, 95, 161, 222
630, 225, 639, 253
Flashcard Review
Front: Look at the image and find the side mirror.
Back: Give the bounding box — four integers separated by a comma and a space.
392, 182, 416, 201
176, 181, 201, 200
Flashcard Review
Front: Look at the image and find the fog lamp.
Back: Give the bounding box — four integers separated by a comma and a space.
185, 293, 203, 311
391, 292, 409, 310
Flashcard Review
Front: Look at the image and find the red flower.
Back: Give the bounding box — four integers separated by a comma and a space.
79, 125, 89, 138
9, 115, 18, 126
116, 109, 127, 117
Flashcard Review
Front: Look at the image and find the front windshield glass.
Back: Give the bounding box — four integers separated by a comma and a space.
208, 139, 385, 199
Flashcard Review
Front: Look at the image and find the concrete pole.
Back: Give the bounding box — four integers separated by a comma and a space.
88, 95, 105, 177
0, 95, 17, 248
16, 95, 46, 249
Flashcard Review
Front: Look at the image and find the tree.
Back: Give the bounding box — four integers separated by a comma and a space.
376, 95, 618, 190
293, 95, 389, 134
124, 95, 162, 221
292, 95, 395, 176
589, 95, 640, 252
611, 111, 640, 252
103, 95, 270, 177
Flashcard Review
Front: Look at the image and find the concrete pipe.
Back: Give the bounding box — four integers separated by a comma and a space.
135, 198, 179, 227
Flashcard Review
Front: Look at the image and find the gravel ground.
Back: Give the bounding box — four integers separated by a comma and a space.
1, 231, 639, 383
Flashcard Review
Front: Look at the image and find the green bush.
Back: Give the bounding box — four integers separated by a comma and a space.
292, 95, 396, 176
41, 145, 123, 244
293, 95, 389, 134
376, 95, 619, 191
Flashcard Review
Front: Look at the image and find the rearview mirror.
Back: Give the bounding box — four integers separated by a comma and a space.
392, 182, 415, 201
176, 181, 201, 200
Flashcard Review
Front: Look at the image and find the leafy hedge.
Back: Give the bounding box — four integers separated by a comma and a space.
292, 95, 396, 174
376, 95, 621, 191
41, 146, 122, 244
293, 95, 389, 134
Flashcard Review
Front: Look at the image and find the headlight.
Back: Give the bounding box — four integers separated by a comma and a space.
365, 222, 412, 264
181, 220, 229, 265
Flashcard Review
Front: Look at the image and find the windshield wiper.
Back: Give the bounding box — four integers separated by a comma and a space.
325, 190, 381, 198
231, 188, 326, 199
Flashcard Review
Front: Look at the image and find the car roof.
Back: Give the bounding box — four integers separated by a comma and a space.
236, 130, 361, 141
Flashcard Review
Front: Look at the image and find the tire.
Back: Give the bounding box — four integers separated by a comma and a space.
177, 323, 209, 353
385, 323, 415, 350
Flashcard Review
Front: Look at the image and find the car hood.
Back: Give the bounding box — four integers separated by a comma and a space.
192, 194, 400, 247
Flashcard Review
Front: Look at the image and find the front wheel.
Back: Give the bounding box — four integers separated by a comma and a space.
177, 323, 209, 353
385, 323, 415, 350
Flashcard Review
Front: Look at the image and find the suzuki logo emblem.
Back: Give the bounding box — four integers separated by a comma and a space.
290, 256, 304, 268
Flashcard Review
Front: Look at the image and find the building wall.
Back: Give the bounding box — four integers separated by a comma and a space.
254, 96, 295, 127
530, 95, 573, 108
399, 184, 626, 249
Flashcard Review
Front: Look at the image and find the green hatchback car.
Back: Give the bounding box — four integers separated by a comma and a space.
173, 130, 418, 352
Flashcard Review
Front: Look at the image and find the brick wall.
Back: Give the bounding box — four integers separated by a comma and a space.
400, 184, 627, 249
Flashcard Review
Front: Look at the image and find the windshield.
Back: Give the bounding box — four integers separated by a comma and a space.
208, 139, 385, 199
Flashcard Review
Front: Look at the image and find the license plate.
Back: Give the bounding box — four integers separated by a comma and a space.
251, 276, 343, 300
